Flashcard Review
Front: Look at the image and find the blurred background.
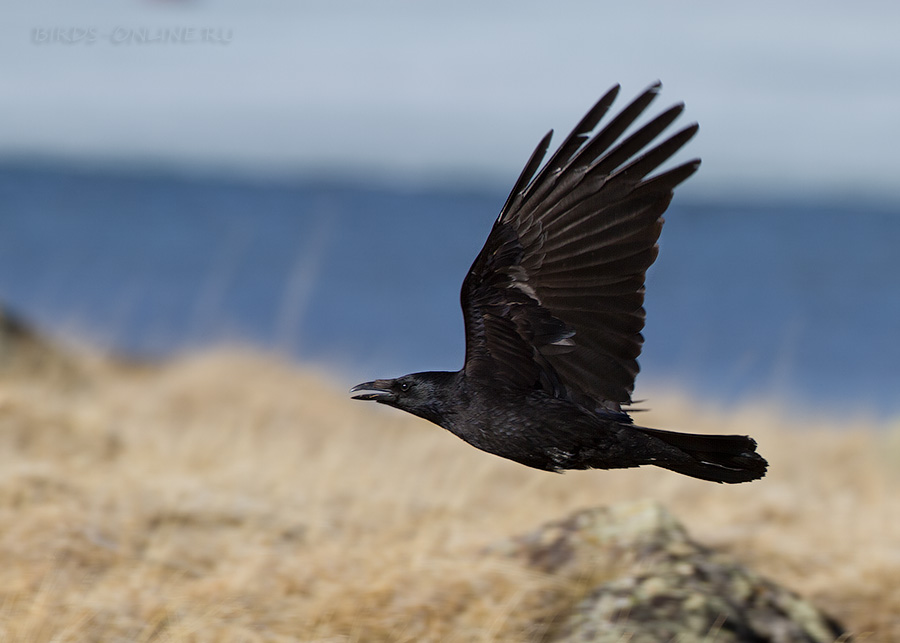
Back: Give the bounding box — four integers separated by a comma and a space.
1, 0, 898, 416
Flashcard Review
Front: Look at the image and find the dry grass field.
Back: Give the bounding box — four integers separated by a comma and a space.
0, 347, 898, 641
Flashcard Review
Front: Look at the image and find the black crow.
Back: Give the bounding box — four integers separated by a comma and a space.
351, 83, 767, 483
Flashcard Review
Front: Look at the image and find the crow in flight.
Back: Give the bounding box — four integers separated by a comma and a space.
351, 83, 767, 483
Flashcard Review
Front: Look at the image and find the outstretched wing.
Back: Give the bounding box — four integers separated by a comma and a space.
461, 82, 700, 412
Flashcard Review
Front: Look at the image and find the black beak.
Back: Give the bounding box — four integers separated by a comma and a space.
350, 380, 396, 402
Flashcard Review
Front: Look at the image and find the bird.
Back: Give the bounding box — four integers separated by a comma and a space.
351, 82, 768, 484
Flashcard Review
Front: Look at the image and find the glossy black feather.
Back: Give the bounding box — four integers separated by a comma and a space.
352, 84, 768, 484
461, 84, 698, 409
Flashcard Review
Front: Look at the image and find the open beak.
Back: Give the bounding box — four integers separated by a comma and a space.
350, 380, 396, 402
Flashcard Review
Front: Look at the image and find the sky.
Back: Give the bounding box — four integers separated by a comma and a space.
2, 0, 899, 199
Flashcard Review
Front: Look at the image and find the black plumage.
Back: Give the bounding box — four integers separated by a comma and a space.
351, 83, 768, 484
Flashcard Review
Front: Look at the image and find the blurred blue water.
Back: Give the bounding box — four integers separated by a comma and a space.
1, 164, 898, 416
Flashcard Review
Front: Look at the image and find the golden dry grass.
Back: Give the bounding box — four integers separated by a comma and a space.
0, 348, 898, 641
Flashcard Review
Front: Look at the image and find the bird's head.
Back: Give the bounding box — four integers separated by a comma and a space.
350, 372, 457, 425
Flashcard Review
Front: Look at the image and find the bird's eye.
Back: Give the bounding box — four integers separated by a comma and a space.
399, 382, 410, 392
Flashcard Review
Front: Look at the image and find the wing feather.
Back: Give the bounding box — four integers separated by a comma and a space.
461, 83, 699, 411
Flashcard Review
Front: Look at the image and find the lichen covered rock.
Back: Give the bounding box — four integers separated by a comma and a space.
489, 500, 848, 642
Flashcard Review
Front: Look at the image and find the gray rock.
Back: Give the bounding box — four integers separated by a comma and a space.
0, 306, 74, 377
489, 500, 849, 643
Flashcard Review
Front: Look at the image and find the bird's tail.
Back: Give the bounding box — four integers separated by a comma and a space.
635, 426, 768, 484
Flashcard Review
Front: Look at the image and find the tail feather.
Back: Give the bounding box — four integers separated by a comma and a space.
635, 426, 768, 484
